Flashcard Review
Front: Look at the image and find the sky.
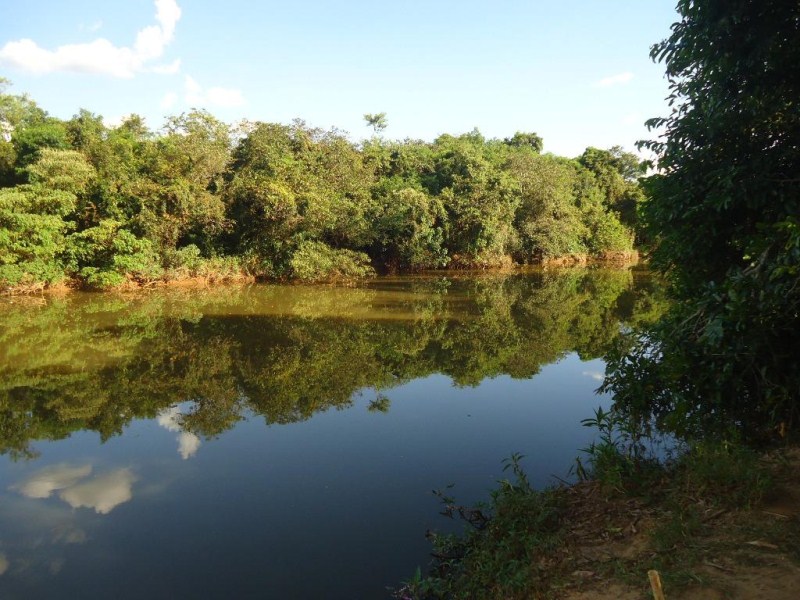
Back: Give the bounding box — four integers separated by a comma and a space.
0, 0, 678, 157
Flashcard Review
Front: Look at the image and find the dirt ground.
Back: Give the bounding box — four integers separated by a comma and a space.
554, 451, 800, 600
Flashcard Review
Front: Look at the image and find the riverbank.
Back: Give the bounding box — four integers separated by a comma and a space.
0, 253, 640, 296
397, 441, 800, 599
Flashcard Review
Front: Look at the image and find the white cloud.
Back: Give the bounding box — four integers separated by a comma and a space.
158, 405, 201, 459
581, 370, 605, 382
157, 405, 183, 432
177, 432, 201, 459
12, 464, 136, 515
151, 58, 182, 75
183, 75, 245, 108
59, 469, 136, 515
160, 91, 179, 110
596, 72, 634, 88
0, 0, 182, 78
11, 464, 93, 499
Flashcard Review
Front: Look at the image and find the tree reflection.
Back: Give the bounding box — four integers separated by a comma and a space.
0, 269, 665, 458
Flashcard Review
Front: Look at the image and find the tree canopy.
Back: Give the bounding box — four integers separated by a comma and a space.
0, 84, 643, 292
604, 0, 800, 439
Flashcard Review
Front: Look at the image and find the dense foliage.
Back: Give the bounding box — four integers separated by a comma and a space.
0, 81, 643, 291
603, 0, 800, 439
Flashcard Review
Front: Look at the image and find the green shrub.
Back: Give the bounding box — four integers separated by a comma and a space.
162, 244, 203, 276
398, 454, 564, 599
374, 187, 449, 270
0, 186, 73, 289
289, 240, 375, 282
586, 210, 634, 254
67, 220, 162, 289
509, 153, 588, 261
194, 255, 246, 280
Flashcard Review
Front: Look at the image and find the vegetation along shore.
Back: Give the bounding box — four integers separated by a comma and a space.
1, 79, 643, 293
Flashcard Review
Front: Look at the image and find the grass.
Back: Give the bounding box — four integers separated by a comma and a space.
395, 454, 567, 600
397, 408, 796, 599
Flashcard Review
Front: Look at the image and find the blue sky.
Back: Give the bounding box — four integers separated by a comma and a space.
0, 0, 678, 157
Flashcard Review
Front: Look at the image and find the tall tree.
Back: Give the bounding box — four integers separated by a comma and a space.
604, 0, 800, 438
363, 112, 388, 134
503, 131, 543, 154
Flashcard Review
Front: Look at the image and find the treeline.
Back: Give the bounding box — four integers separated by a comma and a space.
0, 81, 645, 291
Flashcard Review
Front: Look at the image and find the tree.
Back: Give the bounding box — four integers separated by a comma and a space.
363, 112, 388, 134
503, 131, 543, 154
27, 147, 96, 195
603, 0, 800, 439
0, 150, 95, 288
137, 110, 231, 254
578, 146, 646, 230
12, 119, 69, 170
79, 114, 151, 226
224, 121, 376, 277
429, 132, 520, 266
0, 78, 49, 140
1, 80, 68, 174
372, 187, 449, 270
508, 153, 587, 261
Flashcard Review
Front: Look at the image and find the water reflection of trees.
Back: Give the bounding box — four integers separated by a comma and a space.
0, 269, 665, 459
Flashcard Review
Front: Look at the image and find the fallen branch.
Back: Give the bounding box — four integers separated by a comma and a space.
704, 559, 734, 573
702, 508, 728, 522
746, 540, 779, 550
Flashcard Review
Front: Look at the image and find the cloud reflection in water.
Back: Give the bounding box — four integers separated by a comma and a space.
11, 464, 136, 514
157, 406, 201, 460
58, 469, 136, 514
582, 370, 605, 382
11, 464, 92, 499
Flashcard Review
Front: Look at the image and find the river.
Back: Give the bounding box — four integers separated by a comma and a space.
0, 267, 659, 599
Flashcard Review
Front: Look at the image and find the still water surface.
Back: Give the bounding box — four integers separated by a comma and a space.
0, 268, 657, 599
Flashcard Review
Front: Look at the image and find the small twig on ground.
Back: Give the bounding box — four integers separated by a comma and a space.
702, 508, 728, 522
762, 510, 790, 519
704, 559, 734, 573
745, 540, 779, 550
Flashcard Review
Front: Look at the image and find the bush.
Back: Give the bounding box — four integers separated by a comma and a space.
397, 455, 564, 600
67, 220, 162, 289
509, 153, 589, 261
288, 240, 375, 282
586, 210, 633, 254
162, 244, 203, 277
374, 187, 449, 270
0, 186, 73, 289
194, 255, 246, 281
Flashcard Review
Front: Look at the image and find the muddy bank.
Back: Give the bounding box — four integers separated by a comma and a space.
1, 254, 641, 296
558, 450, 800, 600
